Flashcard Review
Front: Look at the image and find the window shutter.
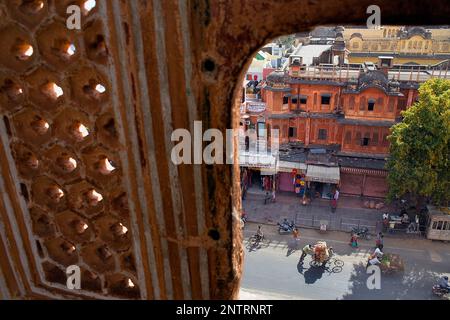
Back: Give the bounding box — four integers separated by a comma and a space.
348, 96, 355, 110
344, 131, 351, 144
388, 98, 395, 112
355, 131, 362, 145
359, 96, 366, 111
377, 97, 384, 111
372, 132, 379, 145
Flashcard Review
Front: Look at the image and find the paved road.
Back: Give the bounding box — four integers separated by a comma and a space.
240, 223, 450, 300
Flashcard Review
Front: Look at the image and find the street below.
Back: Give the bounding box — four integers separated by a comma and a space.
239, 222, 450, 300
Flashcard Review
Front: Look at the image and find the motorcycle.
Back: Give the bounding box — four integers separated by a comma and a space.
432, 285, 450, 299
351, 226, 371, 240
240, 217, 247, 229
263, 192, 275, 205
277, 220, 295, 235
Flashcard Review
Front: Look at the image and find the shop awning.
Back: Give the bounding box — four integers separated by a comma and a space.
305, 165, 340, 184
260, 168, 278, 175
278, 161, 307, 173
239, 152, 277, 169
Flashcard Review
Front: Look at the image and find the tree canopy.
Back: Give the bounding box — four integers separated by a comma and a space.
386, 78, 450, 207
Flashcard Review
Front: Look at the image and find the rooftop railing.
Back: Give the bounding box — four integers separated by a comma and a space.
289, 64, 450, 83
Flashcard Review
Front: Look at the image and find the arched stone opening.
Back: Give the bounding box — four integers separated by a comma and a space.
0, 0, 448, 300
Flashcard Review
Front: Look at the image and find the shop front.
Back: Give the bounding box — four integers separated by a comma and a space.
239, 150, 278, 191
305, 165, 340, 199
339, 167, 388, 198
277, 161, 307, 193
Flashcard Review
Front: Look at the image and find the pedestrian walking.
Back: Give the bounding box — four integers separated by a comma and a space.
349, 233, 358, 248
375, 232, 384, 250
330, 198, 337, 213
293, 228, 299, 240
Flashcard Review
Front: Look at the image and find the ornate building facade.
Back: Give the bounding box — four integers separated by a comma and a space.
344, 26, 450, 66
246, 56, 449, 198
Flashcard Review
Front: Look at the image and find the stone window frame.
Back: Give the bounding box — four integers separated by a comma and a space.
318, 128, 327, 140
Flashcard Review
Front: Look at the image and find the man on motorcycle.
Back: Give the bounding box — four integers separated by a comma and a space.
439, 276, 450, 292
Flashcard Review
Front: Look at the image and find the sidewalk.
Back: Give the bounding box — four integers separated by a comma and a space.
242, 190, 413, 237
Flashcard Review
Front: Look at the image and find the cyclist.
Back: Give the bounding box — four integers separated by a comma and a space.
255, 225, 264, 242
299, 244, 313, 263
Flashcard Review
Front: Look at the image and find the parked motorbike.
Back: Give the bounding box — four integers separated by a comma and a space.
351, 226, 371, 240
263, 192, 274, 205
432, 285, 450, 299
277, 219, 295, 235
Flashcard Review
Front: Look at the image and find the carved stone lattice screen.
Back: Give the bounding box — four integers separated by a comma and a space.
0, 0, 142, 299
0, 0, 448, 300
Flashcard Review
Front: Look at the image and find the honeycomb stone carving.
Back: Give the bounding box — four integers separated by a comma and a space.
44, 237, 79, 267
11, 142, 42, 178
69, 66, 109, 115
80, 268, 102, 293
12, 107, 52, 145
25, 67, 67, 111
95, 112, 120, 149
66, 180, 105, 217
0, 73, 26, 111
55, 210, 94, 244
53, 107, 93, 146
0, 23, 38, 72
81, 241, 116, 273
44, 144, 81, 182
0, 0, 140, 299
84, 19, 108, 64
110, 191, 129, 219
30, 206, 56, 238
36, 21, 81, 70
31, 176, 67, 212
106, 273, 140, 299
120, 251, 137, 273
94, 215, 131, 252
82, 146, 120, 191
42, 261, 67, 285
6, 1, 49, 30
55, 0, 97, 19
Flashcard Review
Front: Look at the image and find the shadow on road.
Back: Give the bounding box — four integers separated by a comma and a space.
340, 262, 445, 300
303, 264, 326, 284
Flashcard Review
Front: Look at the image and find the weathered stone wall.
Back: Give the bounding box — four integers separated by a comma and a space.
0, 0, 449, 300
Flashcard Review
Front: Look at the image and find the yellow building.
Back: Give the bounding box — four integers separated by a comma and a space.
343, 26, 450, 66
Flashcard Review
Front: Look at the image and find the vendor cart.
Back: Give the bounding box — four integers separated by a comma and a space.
379, 253, 405, 274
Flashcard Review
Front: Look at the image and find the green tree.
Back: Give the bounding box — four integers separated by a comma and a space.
386, 78, 450, 207
276, 34, 295, 47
